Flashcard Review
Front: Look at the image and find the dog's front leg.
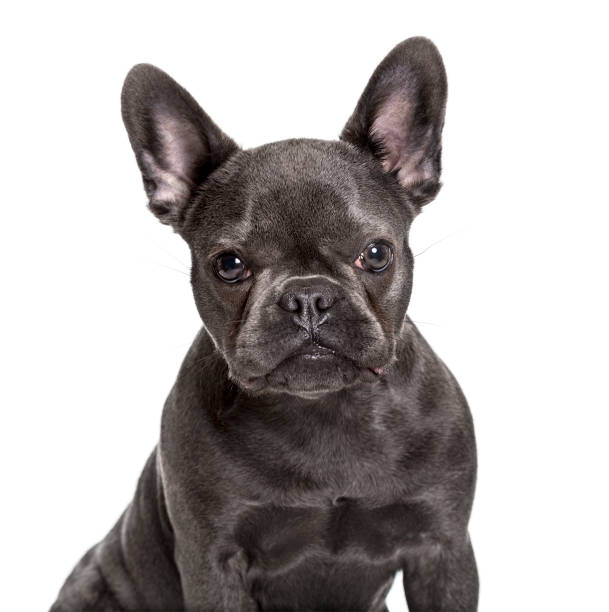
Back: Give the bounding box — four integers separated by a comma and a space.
176, 541, 258, 611
402, 533, 478, 612
219, 549, 259, 612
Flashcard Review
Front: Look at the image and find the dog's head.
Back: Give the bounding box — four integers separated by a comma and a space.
121, 37, 447, 398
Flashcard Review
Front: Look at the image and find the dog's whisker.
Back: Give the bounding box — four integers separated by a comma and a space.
414, 232, 459, 258
411, 319, 442, 328
152, 240, 191, 270
152, 262, 190, 277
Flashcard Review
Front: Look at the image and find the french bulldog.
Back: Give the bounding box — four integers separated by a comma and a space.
51, 37, 478, 612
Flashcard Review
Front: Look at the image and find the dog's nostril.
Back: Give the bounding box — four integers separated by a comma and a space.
278, 292, 301, 313
315, 294, 334, 312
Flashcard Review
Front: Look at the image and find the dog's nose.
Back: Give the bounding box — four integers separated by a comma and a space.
277, 285, 336, 332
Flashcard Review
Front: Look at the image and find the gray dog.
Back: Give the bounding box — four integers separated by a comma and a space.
52, 37, 478, 612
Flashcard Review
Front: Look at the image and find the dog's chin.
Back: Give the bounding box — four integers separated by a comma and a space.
234, 348, 384, 398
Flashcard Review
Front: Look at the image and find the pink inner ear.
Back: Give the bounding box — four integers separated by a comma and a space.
140, 110, 206, 206
370, 94, 434, 189
156, 111, 204, 181
141, 150, 191, 205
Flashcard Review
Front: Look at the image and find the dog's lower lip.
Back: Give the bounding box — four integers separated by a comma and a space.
294, 345, 336, 358
298, 351, 335, 360
237, 346, 385, 391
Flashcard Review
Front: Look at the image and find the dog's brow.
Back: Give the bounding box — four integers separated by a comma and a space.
207, 240, 245, 255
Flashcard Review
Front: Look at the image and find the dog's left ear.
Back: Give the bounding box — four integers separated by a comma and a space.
341, 37, 447, 208
121, 64, 239, 230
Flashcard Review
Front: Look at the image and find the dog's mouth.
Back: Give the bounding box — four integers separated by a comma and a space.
238, 343, 384, 396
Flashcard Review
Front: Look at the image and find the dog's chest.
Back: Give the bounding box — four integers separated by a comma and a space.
233, 497, 426, 611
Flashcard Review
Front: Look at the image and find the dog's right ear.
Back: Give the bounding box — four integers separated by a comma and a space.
121, 64, 238, 230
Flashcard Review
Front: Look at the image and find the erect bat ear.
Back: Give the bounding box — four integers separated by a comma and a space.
121, 64, 239, 230
341, 37, 447, 208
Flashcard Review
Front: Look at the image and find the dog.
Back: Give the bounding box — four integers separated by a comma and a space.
51, 37, 478, 612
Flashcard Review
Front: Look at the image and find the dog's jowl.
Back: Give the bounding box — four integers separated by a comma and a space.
52, 37, 478, 612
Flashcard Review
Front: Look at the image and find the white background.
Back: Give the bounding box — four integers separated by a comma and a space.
1, 2, 608, 610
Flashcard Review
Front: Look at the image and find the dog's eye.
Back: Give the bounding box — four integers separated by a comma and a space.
213, 253, 249, 283
356, 242, 393, 272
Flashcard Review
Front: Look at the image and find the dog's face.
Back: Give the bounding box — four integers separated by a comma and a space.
186, 140, 414, 398
121, 38, 447, 398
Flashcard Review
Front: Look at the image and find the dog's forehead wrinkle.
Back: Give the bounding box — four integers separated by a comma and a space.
239, 140, 363, 235
346, 197, 399, 239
